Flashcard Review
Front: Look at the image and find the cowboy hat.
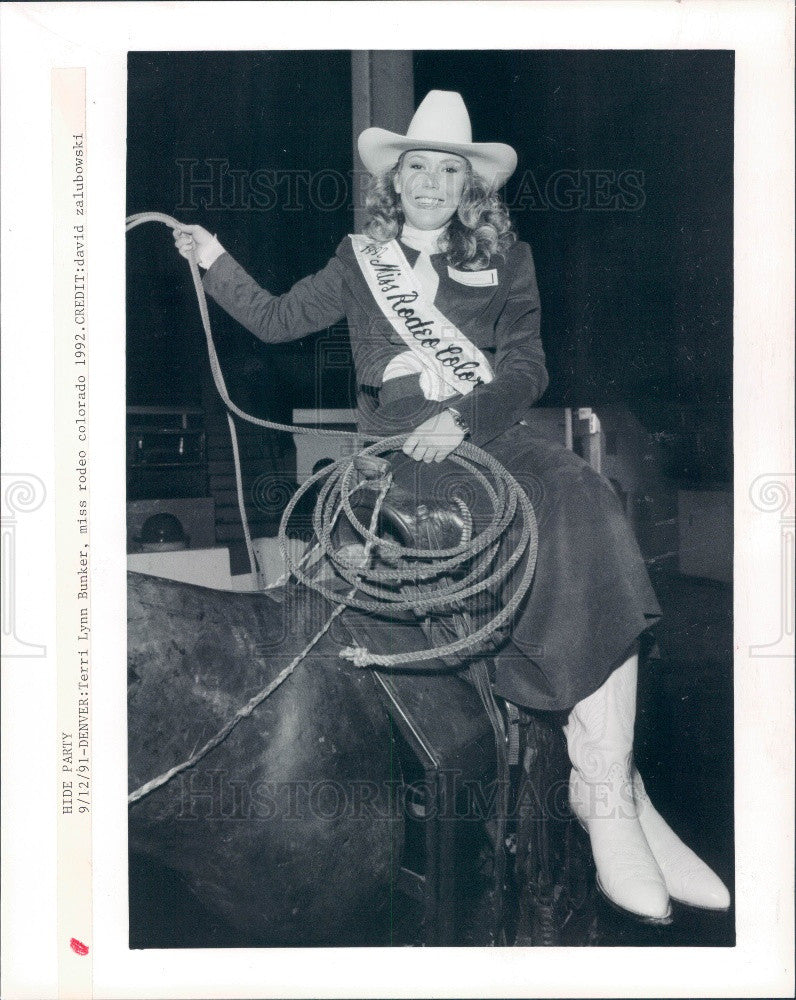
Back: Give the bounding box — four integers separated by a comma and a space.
357, 90, 518, 189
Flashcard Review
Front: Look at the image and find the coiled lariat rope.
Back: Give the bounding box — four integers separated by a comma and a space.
125, 213, 538, 805
282, 436, 538, 668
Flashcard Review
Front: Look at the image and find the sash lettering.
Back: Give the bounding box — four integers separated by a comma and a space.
350, 235, 494, 402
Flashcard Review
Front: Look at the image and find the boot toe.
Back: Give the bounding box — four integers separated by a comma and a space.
633, 771, 731, 912
603, 874, 672, 923
670, 869, 731, 911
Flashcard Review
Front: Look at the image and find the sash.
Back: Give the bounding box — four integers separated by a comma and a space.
349, 235, 494, 402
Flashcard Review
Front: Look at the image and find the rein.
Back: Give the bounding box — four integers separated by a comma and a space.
125, 214, 538, 805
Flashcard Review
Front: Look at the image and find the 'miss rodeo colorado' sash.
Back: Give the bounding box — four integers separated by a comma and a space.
350, 235, 494, 402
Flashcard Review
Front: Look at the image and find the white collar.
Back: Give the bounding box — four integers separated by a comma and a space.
400, 223, 448, 256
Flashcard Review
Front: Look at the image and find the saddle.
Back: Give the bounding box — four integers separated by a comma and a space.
336, 455, 508, 667
343, 453, 471, 553
320, 458, 580, 945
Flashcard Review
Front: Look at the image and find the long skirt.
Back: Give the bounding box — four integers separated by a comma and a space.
385, 420, 662, 713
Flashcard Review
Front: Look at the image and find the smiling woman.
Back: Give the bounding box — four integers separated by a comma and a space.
395, 150, 468, 227
171, 88, 730, 925
364, 148, 516, 273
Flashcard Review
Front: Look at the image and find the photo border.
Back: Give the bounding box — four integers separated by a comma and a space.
1, 2, 793, 998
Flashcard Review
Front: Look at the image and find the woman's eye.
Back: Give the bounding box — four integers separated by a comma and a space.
409, 163, 423, 170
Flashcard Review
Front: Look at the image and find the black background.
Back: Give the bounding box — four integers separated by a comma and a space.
126, 51, 736, 948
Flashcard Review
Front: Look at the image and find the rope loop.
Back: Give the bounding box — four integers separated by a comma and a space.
278, 437, 538, 669
125, 213, 540, 806
125, 211, 539, 670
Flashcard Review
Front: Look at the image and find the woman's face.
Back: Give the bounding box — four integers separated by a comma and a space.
393, 149, 468, 230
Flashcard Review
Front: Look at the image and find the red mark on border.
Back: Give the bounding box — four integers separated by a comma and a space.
69, 938, 89, 956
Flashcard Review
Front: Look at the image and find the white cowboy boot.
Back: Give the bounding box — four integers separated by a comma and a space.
564, 656, 672, 922
632, 770, 731, 910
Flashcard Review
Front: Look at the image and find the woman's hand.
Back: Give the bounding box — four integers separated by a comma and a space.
172, 224, 225, 270
402, 409, 467, 464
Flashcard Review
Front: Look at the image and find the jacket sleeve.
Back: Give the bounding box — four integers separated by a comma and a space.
449, 242, 548, 447
201, 250, 346, 343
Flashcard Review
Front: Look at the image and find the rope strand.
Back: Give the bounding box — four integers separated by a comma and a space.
125, 214, 538, 802
126, 212, 367, 441
128, 474, 393, 805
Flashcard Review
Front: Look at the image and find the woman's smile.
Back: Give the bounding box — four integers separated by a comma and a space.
414, 194, 445, 208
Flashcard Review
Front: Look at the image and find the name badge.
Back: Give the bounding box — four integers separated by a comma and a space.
447, 266, 498, 287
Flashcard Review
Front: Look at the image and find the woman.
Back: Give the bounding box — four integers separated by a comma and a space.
174, 90, 729, 922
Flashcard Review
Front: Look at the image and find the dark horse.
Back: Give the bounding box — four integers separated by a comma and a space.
128, 472, 586, 947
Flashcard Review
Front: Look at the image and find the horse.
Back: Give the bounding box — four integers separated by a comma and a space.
127, 456, 591, 947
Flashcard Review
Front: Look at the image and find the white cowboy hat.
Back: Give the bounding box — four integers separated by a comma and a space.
357, 90, 518, 189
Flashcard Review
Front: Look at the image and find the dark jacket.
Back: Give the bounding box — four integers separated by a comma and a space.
202, 235, 548, 448
204, 236, 662, 712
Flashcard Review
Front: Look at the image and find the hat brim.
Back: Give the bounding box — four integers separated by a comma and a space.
357, 128, 517, 189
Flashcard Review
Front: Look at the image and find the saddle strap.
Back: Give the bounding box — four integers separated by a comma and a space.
467, 658, 510, 944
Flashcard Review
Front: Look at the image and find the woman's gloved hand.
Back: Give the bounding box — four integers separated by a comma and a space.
402, 409, 467, 464
172, 223, 226, 270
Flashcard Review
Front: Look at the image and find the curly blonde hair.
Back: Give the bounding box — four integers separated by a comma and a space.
362, 153, 516, 271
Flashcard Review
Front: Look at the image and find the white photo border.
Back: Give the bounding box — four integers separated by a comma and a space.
1, 2, 794, 998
